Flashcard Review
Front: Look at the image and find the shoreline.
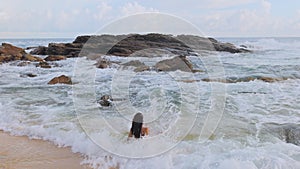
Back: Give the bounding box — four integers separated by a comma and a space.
0, 130, 91, 169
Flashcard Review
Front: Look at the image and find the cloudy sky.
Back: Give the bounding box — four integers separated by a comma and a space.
0, 0, 299, 38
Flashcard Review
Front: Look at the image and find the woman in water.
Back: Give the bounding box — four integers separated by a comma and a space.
128, 113, 149, 139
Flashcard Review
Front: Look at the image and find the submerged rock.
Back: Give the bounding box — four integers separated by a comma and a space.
37, 61, 51, 68
122, 60, 145, 67
20, 73, 37, 78
96, 58, 110, 69
154, 55, 198, 72
260, 123, 300, 146
24, 54, 44, 62
202, 76, 289, 83
45, 55, 66, 61
98, 95, 113, 107
48, 75, 72, 85
134, 65, 151, 72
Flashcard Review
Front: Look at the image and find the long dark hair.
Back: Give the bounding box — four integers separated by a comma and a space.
130, 113, 143, 138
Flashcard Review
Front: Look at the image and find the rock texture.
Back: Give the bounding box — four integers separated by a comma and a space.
29, 34, 250, 58
37, 61, 51, 68
48, 75, 72, 85
45, 55, 66, 61
154, 55, 198, 72
0, 43, 44, 63
122, 60, 146, 67
96, 58, 110, 69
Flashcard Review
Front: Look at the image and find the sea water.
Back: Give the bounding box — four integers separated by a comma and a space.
0, 37, 299, 169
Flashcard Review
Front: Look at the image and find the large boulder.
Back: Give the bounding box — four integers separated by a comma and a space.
154, 55, 197, 72
48, 75, 72, 85
30, 46, 47, 55
0, 43, 26, 62
46, 43, 83, 57
0, 43, 44, 63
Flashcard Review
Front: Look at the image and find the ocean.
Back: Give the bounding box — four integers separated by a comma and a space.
0, 37, 299, 169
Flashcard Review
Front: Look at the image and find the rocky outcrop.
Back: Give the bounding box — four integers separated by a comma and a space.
154, 55, 200, 72
29, 46, 47, 55
0, 43, 25, 60
28, 34, 250, 58
45, 55, 66, 61
0, 43, 44, 63
48, 75, 72, 85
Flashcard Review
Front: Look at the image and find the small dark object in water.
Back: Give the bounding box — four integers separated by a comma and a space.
99, 95, 113, 107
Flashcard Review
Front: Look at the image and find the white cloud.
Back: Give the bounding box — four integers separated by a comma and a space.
196, 0, 289, 36
261, 0, 271, 14
202, 0, 257, 9
121, 2, 158, 16
0, 11, 9, 22
93, 2, 112, 20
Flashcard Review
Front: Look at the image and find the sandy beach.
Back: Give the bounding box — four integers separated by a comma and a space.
0, 131, 91, 169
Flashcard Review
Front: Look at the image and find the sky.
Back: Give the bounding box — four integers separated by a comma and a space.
0, 0, 299, 38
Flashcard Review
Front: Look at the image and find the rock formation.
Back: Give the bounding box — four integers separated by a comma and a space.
48, 75, 72, 85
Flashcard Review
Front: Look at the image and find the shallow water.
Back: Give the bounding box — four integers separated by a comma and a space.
0, 38, 299, 168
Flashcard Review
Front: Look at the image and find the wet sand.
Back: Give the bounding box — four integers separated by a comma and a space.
0, 131, 91, 169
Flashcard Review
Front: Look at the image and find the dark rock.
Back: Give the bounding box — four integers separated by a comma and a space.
46, 43, 82, 57
107, 34, 193, 57
30, 46, 47, 55
98, 95, 113, 107
45, 55, 66, 61
73, 35, 91, 43
48, 75, 72, 85
27, 34, 250, 58
20, 73, 37, 78
240, 45, 248, 48
154, 55, 196, 72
